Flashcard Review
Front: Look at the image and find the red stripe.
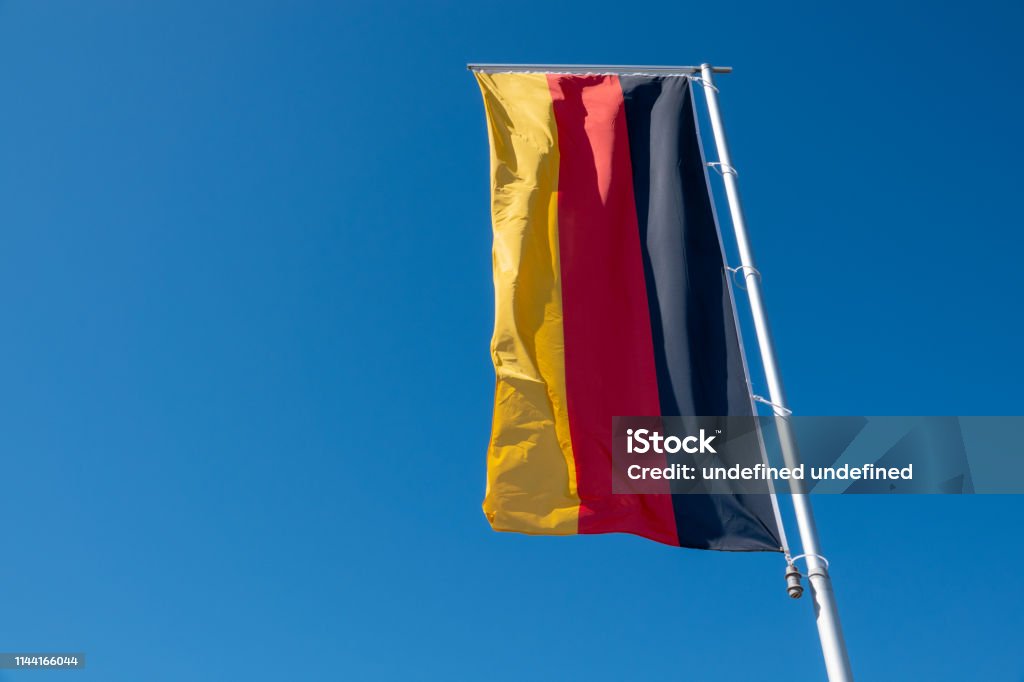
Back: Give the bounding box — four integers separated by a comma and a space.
548, 74, 678, 545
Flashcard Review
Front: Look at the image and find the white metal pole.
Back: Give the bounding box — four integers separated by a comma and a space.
698, 63, 855, 682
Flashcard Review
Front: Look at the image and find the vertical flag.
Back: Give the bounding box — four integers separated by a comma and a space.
476, 72, 781, 551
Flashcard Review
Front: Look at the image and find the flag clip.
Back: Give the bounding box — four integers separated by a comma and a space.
725, 264, 760, 290
788, 553, 831, 581
691, 75, 719, 92
752, 394, 792, 416
707, 161, 738, 177
784, 554, 832, 599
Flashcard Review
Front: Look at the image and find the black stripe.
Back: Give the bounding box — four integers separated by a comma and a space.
619, 75, 781, 551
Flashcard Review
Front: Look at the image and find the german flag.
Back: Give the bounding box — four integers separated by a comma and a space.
476, 72, 781, 551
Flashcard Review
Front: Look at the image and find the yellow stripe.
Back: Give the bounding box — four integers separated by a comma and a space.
476, 73, 579, 534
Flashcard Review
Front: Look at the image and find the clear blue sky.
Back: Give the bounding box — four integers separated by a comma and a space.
0, 1, 1021, 680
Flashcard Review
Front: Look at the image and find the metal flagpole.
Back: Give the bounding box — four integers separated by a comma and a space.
698, 63, 855, 682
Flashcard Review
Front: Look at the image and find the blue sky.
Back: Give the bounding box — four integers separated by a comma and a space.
0, 1, 1021, 680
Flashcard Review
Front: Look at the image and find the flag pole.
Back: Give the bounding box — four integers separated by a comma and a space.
698, 63, 855, 682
